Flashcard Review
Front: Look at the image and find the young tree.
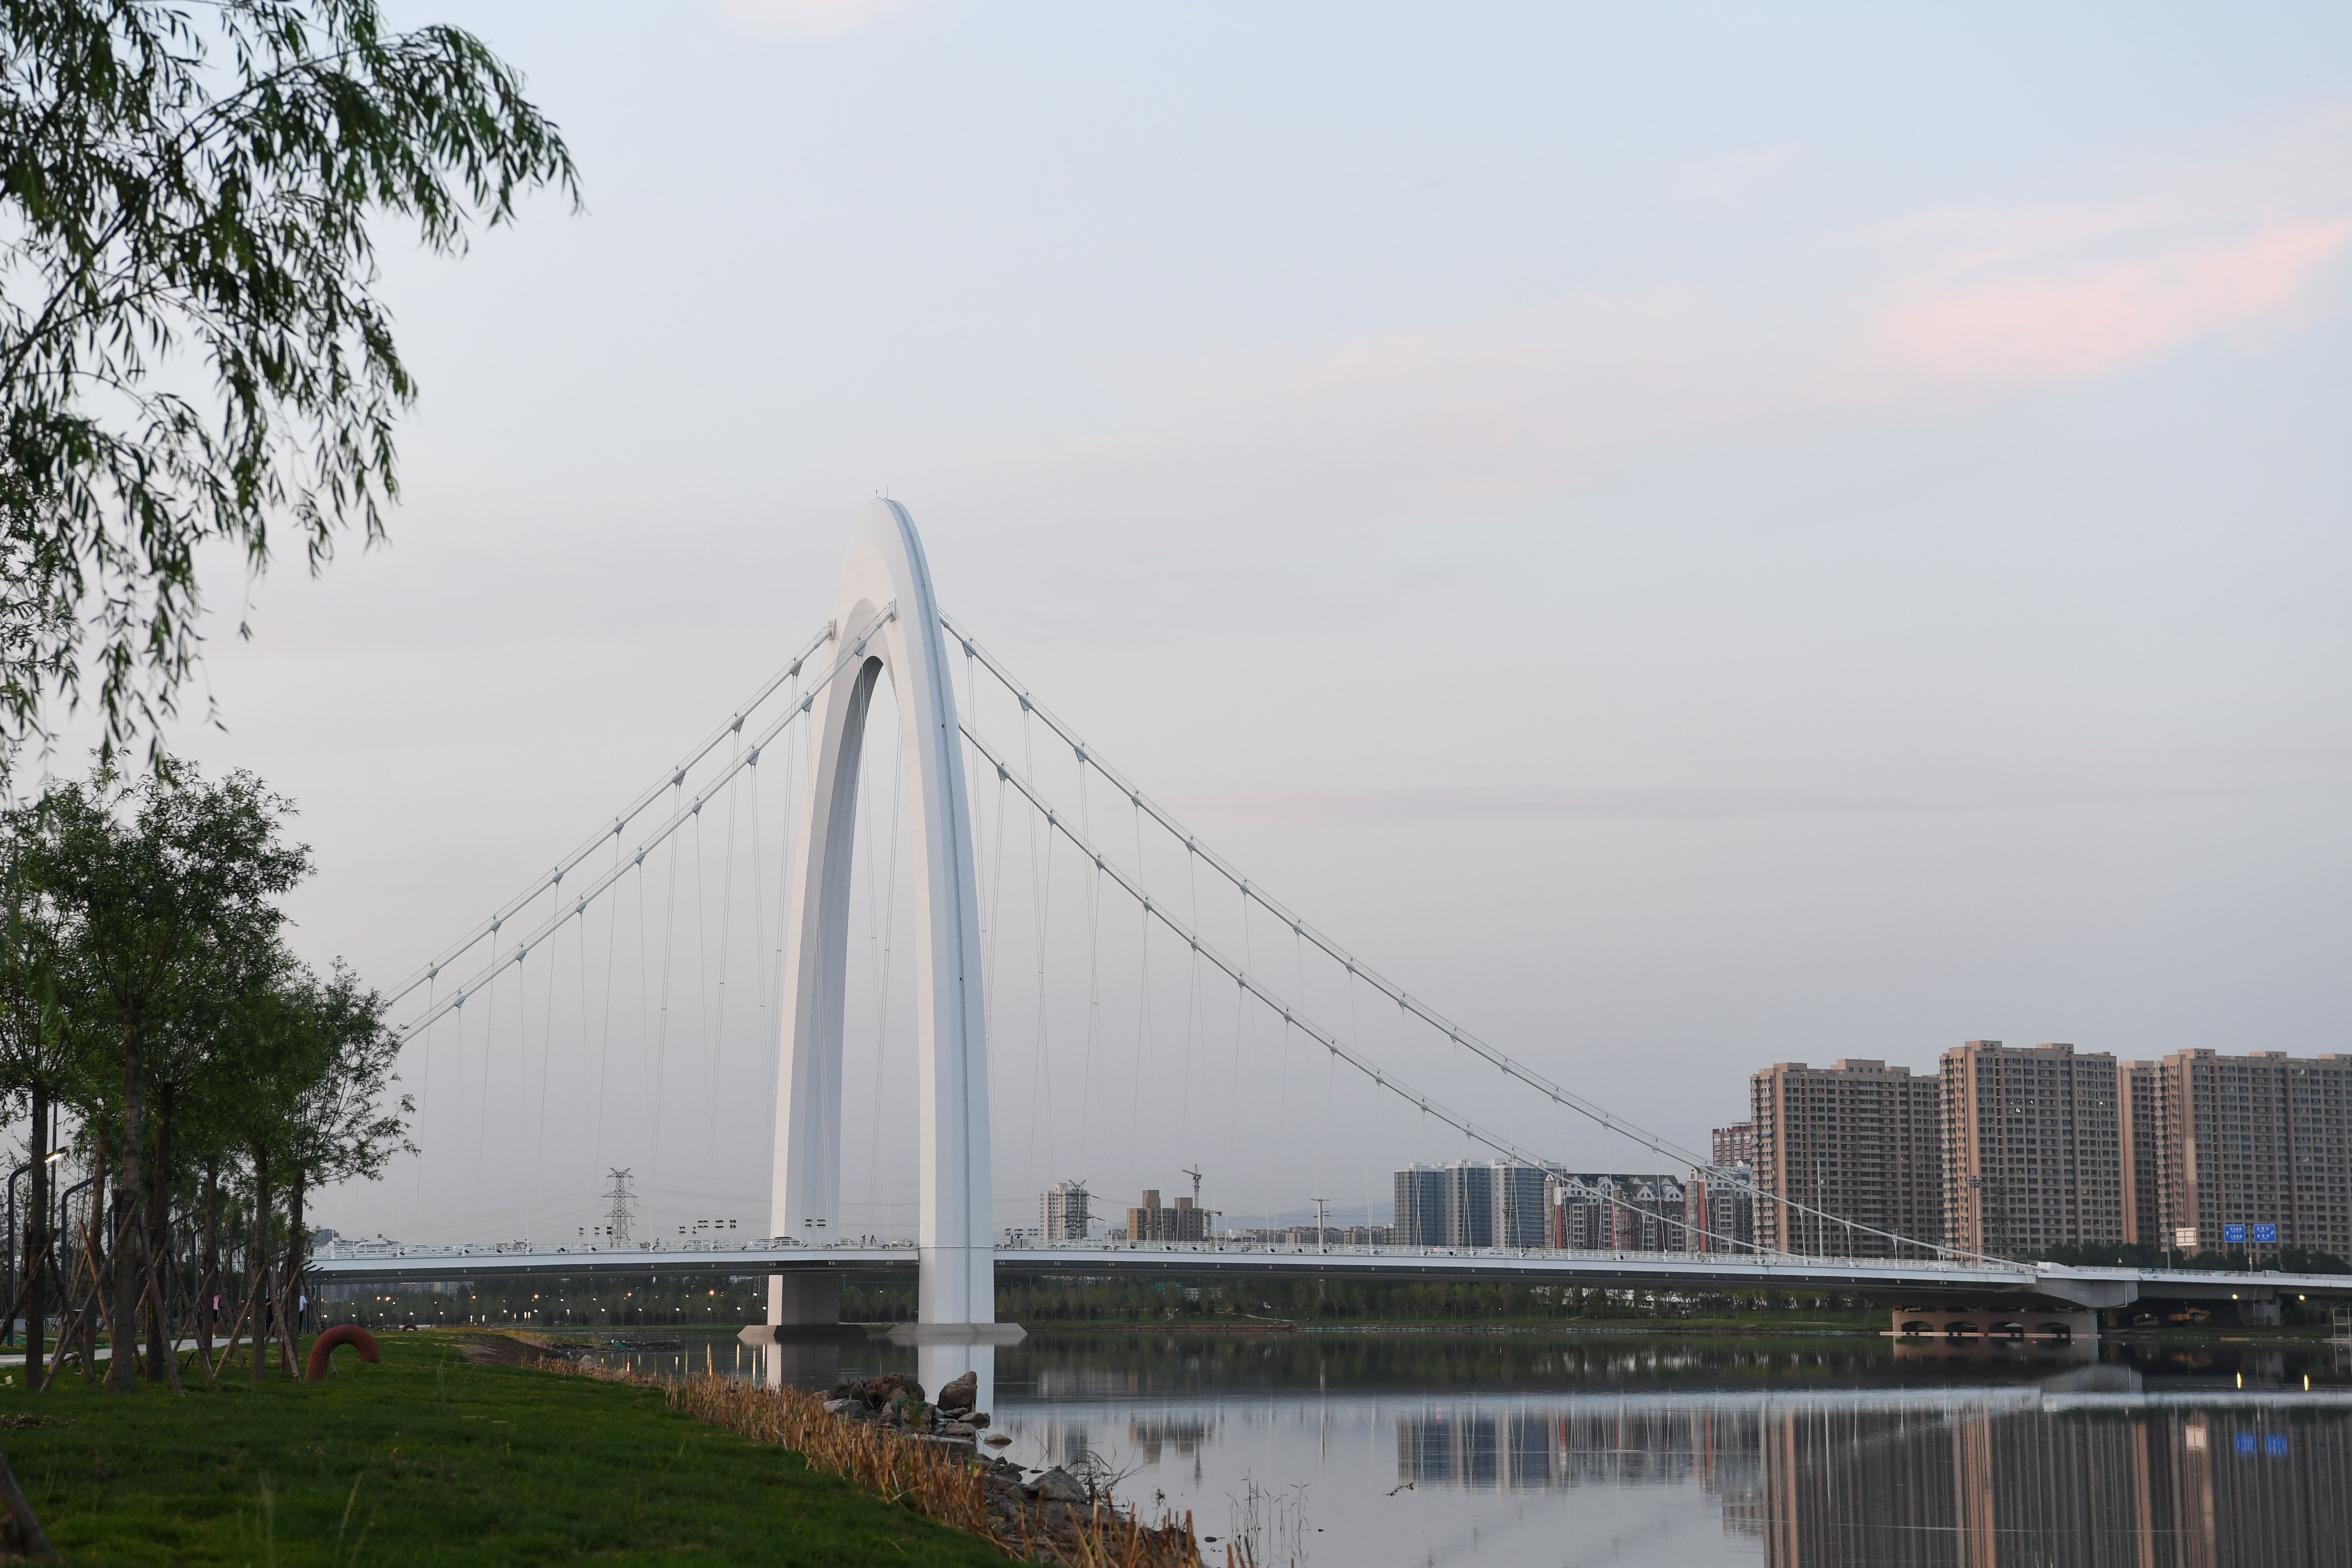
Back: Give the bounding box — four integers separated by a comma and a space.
0, 0, 577, 769
277, 959, 407, 1360
130, 917, 287, 1379
22, 763, 308, 1390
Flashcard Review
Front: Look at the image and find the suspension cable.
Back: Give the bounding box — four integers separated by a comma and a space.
392, 605, 895, 1041
958, 717, 2016, 1269
383, 618, 841, 1012
945, 611, 1730, 1183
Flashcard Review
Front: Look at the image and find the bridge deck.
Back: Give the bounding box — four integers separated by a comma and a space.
307, 1243, 2352, 1307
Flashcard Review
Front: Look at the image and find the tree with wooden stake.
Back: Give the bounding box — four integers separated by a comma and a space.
280, 960, 410, 1361
18, 764, 309, 1391
0, 825, 78, 1391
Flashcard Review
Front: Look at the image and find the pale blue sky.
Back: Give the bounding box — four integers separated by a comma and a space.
72, 3, 2352, 1238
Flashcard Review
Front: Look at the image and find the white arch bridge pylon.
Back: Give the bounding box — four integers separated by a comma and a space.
769, 501, 997, 1340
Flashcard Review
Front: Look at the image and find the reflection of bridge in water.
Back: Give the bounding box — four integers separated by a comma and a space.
1394, 1379, 2352, 1567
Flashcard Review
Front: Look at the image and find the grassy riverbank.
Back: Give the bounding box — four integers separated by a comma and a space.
0, 1333, 1005, 1566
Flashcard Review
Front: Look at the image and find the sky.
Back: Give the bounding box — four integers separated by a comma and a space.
38, 1, 2352, 1243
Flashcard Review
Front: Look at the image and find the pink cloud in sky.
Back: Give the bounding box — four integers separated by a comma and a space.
966, 128, 2352, 536
1874, 217, 2350, 382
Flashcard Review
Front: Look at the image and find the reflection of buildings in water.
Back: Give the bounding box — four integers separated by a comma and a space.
1126, 1413, 1217, 1466
1757, 1401, 2347, 1567
1030, 1420, 1094, 1470
1395, 1405, 1766, 1536
1396, 1396, 2352, 1567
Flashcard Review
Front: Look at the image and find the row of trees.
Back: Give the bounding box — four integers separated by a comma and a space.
0, 761, 407, 1390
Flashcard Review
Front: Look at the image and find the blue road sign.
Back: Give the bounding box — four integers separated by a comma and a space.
2267, 1435, 2289, 1457
2236, 1432, 2258, 1456
2252, 1223, 2278, 1244
2224, 1224, 2247, 1245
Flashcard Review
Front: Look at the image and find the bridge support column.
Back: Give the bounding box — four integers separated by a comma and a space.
767, 1275, 840, 1328
770, 502, 999, 1334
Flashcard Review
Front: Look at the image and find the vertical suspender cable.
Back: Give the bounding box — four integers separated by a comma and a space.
1078, 747, 1100, 1188
648, 780, 683, 1224
468, 929, 498, 1244
412, 973, 436, 1236
1024, 706, 1055, 1179
688, 785, 711, 1215
706, 749, 742, 1213
531, 872, 562, 1239
591, 825, 623, 1185
762, 705, 799, 1166
1129, 796, 1151, 1158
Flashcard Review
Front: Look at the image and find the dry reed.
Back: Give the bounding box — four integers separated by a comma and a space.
562, 1358, 1214, 1567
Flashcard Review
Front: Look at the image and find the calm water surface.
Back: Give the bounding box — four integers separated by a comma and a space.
619, 1329, 2352, 1568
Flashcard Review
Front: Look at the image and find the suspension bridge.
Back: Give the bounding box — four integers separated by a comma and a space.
314, 502, 2350, 1369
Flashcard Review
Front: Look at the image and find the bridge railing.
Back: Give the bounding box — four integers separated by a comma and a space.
311, 1236, 911, 1261
1001, 1239, 2037, 1274
313, 1234, 2054, 1272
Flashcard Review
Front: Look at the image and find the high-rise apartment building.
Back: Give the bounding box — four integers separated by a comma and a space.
1749, 1060, 1943, 1258
1393, 1161, 1549, 1248
2118, 1061, 2161, 1247
2142, 1050, 2352, 1260
1687, 1165, 1756, 1253
1040, 1179, 1091, 1242
1941, 1041, 2124, 1257
1711, 1123, 1755, 1170
1547, 1173, 1689, 1252
1490, 1163, 1549, 1248
1395, 1165, 1447, 1247
1124, 1187, 1209, 1243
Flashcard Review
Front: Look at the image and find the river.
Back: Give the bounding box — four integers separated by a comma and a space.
607, 1328, 2352, 1567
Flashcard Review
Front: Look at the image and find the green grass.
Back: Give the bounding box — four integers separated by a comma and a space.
0, 1334, 1007, 1565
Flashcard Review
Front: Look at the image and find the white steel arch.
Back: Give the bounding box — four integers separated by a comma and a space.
768, 500, 994, 1330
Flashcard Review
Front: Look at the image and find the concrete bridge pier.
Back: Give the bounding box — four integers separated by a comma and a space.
767, 1275, 841, 1329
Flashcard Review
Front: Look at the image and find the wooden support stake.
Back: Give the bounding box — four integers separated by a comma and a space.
0, 1452, 56, 1560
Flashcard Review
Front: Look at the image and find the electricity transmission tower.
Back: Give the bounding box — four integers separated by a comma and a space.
603, 1169, 637, 1247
